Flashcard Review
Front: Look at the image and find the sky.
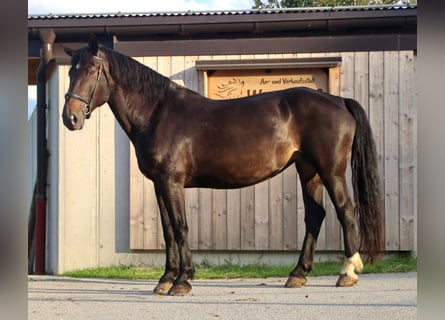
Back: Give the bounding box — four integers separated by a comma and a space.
28, 0, 254, 117
28, 0, 253, 15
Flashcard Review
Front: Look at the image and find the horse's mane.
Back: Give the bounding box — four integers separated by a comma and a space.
73, 46, 172, 101
104, 47, 172, 100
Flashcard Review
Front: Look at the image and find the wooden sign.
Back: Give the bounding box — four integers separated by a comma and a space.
207, 68, 328, 100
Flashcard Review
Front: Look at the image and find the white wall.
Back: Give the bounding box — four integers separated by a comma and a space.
47, 65, 168, 273
28, 108, 37, 207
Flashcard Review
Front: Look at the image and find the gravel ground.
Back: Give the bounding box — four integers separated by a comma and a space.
28, 272, 417, 320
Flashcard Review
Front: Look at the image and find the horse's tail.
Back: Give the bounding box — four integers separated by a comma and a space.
344, 98, 384, 263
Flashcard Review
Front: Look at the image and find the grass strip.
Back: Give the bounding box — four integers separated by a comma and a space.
63, 254, 416, 280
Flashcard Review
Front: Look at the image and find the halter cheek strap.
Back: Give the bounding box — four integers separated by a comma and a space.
65, 54, 107, 119
64, 92, 93, 118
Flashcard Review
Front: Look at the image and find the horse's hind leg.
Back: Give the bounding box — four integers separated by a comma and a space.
286, 159, 326, 288
323, 174, 363, 287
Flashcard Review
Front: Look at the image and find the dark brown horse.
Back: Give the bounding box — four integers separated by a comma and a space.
62, 38, 383, 295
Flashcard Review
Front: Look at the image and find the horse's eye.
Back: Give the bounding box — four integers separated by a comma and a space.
87, 70, 96, 76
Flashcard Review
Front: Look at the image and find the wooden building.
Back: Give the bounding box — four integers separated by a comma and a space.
28, 4, 417, 273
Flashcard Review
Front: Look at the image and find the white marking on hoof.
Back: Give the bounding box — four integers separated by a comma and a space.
340, 252, 363, 280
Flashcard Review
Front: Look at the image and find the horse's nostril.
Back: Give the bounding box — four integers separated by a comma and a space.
70, 114, 78, 125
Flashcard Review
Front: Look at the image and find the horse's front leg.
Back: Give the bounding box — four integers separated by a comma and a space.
153, 191, 180, 295
154, 180, 195, 295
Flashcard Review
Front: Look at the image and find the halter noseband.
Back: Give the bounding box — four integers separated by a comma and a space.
65, 53, 109, 119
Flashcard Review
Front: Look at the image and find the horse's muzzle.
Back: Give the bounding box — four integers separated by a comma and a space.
62, 106, 85, 131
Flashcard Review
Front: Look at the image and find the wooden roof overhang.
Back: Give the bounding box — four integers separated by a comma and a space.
28, 5, 417, 84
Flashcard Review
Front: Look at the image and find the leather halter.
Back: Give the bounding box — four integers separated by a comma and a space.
64, 53, 109, 119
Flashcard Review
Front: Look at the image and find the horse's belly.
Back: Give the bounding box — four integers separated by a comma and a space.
187, 147, 295, 189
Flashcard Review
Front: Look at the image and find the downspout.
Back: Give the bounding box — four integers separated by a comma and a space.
34, 29, 55, 275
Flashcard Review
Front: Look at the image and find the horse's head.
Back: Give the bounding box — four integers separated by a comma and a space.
62, 36, 111, 130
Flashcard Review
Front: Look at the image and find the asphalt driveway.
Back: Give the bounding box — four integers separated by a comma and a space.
28, 272, 416, 320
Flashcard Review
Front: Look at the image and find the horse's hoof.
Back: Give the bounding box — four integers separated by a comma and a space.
168, 281, 192, 296
336, 274, 358, 287
153, 281, 174, 295
285, 275, 307, 288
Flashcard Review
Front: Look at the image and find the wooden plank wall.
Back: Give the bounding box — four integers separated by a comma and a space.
129, 51, 417, 252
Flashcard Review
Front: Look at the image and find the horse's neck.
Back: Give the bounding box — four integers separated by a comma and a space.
107, 85, 164, 140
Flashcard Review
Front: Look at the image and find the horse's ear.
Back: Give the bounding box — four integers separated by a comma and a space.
62, 45, 75, 57
88, 34, 99, 55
